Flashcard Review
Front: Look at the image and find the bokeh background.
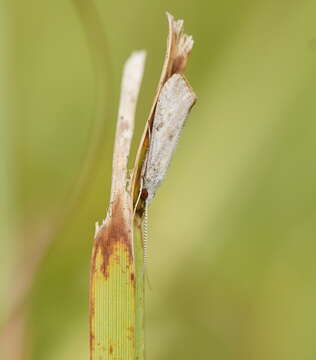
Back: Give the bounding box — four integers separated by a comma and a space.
2, 0, 316, 359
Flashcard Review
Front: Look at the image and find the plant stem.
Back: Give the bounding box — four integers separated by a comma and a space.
134, 220, 145, 360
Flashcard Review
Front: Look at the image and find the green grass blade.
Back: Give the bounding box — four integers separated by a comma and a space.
90, 196, 136, 359
134, 220, 145, 360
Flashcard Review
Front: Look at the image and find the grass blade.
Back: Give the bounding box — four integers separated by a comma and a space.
89, 52, 145, 360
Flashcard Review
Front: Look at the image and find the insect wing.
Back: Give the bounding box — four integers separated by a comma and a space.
144, 73, 196, 202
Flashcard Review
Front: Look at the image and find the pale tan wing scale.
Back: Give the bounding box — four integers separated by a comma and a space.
143, 73, 196, 203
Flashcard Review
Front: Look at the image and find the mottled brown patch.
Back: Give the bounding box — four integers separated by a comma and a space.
91, 195, 133, 279
89, 195, 133, 356
90, 295, 95, 319
127, 325, 135, 340
89, 330, 95, 360
128, 325, 134, 333
109, 345, 113, 355
172, 54, 188, 74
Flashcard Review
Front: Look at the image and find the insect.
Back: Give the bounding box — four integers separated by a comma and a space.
142, 73, 197, 204
140, 73, 196, 265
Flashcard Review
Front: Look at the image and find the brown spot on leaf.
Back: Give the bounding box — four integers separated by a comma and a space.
89, 196, 133, 356
89, 330, 95, 359
130, 272, 135, 285
91, 195, 133, 279
127, 325, 135, 340
109, 345, 113, 355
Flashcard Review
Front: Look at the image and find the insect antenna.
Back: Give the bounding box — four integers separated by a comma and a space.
143, 202, 149, 265
143, 202, 152, 289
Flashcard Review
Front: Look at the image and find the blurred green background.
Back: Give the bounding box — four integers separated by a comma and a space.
2, 0, 316, 359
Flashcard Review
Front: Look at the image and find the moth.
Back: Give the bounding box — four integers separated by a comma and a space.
90, 13, 196, 359
142, 73, 196, 204
131, 12, 196, 216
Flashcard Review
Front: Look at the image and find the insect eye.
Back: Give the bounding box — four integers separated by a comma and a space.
141, 188, 149, 200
